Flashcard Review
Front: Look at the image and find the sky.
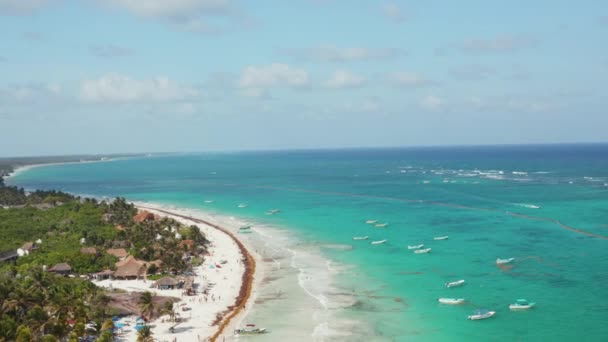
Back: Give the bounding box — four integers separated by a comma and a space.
0, 0, 607, 157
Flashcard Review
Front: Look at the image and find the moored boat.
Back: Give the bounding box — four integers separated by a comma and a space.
235, 327, 268, 335
407, 244, 424, 250
352, 236, 369, 240
468, 309, 496, 320
375, 223, 389, 228
265, 209, 281, 215
433, 236, 449, 240
445, 279, 465, 288
371, 239, 387, 245
204, 200, 214, 203
365, 220, 378, 224
496, 257, 515, 265
438, 298, 465, 305
509, 299, 536, 310
414, 248, 432, 254
237, 203, 248, 208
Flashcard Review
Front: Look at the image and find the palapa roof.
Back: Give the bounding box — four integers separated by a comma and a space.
106, 248, 128, 258
49, 263, 72, 272
21, 242, 36, 251
95, 269, 115, 276
154, 276, 178, 287
80, 247, 97, 255
133, 210, 155, 223
179, 240, 194, 249
114, 256, 146, 278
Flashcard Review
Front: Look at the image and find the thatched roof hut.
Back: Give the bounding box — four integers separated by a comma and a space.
91, 269, 115, 280
114, 256, 146, 279
133, 210, 155, 223
21, 242, 37, 252
154, 276, 179, 289
49, 263, 72, 274
179, 239, 194, 250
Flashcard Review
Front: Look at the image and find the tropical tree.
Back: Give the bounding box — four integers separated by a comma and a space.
15, 325, 31, 342
137, 325, 154, 342
100, 319, 114, 332
161, 301, 175, 322
137, 292, 155, 320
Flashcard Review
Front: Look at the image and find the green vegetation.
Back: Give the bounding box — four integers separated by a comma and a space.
0, 268, 110, 341
0, 168, 210, 340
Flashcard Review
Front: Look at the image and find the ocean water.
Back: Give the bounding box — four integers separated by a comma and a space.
7, 144, 608, 341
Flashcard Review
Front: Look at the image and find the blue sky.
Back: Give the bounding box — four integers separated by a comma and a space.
0, 0, 607, 156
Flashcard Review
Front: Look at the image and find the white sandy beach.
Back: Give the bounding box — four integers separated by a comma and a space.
94, 204, 261, 342
131, 203, 373, 342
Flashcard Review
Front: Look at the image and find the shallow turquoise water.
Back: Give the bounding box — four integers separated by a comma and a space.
8, 145, 608, 341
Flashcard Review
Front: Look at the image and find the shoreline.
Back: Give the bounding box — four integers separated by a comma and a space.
137, 205, 259, 341
4, 156, 140, 180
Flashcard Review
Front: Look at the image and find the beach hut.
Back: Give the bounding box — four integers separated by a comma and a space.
49, 263, 72, 275
178, 239, 194, 250
21, 242, 38, 253
113, 256, 146, 279
133, 210, 155, 223
154, 276, 179, 290
92, 269, 114, 280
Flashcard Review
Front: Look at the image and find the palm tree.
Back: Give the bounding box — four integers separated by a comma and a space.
137, 325, 154, 342
137, 292, 155, 320
100, 319, 114, 332
161, 301, 175, 322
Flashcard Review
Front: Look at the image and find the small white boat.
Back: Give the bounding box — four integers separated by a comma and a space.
352, 236, 369, 240
407, 244, 424, 250
438, 298, 465, 305
365, 220, 378, 224
445, 279, 465, 288
235, 327, 268, 335
375, 223, 389, 228
238, 204, 248, 208
496, 257, 515, 265
204, 200, 214, 203
433, 236, 449, 240
371, 239, 387, 245
414, 248, 432, 254
509, 299, 536, 310
468, 309, 496, 320
265, 209, 281, 215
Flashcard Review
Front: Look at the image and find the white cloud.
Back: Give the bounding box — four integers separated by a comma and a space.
0, 82, 62, 104
238, 63, 309, 91
284, 44, 404, 63
80, 73, 200, 103
0, 0, 55, 15
382, 3, 405, 23
419, 95, 444, 112
386, 71, 431, 88
89, 45, 134, 58
464, 95, 557, 113
325, 70, 366, 89
98, 0, 232, 17
459, 34, 539, 53
97, 0, 242, 34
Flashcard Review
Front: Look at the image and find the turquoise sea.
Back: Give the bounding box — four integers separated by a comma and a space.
7, 144, 608, 341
